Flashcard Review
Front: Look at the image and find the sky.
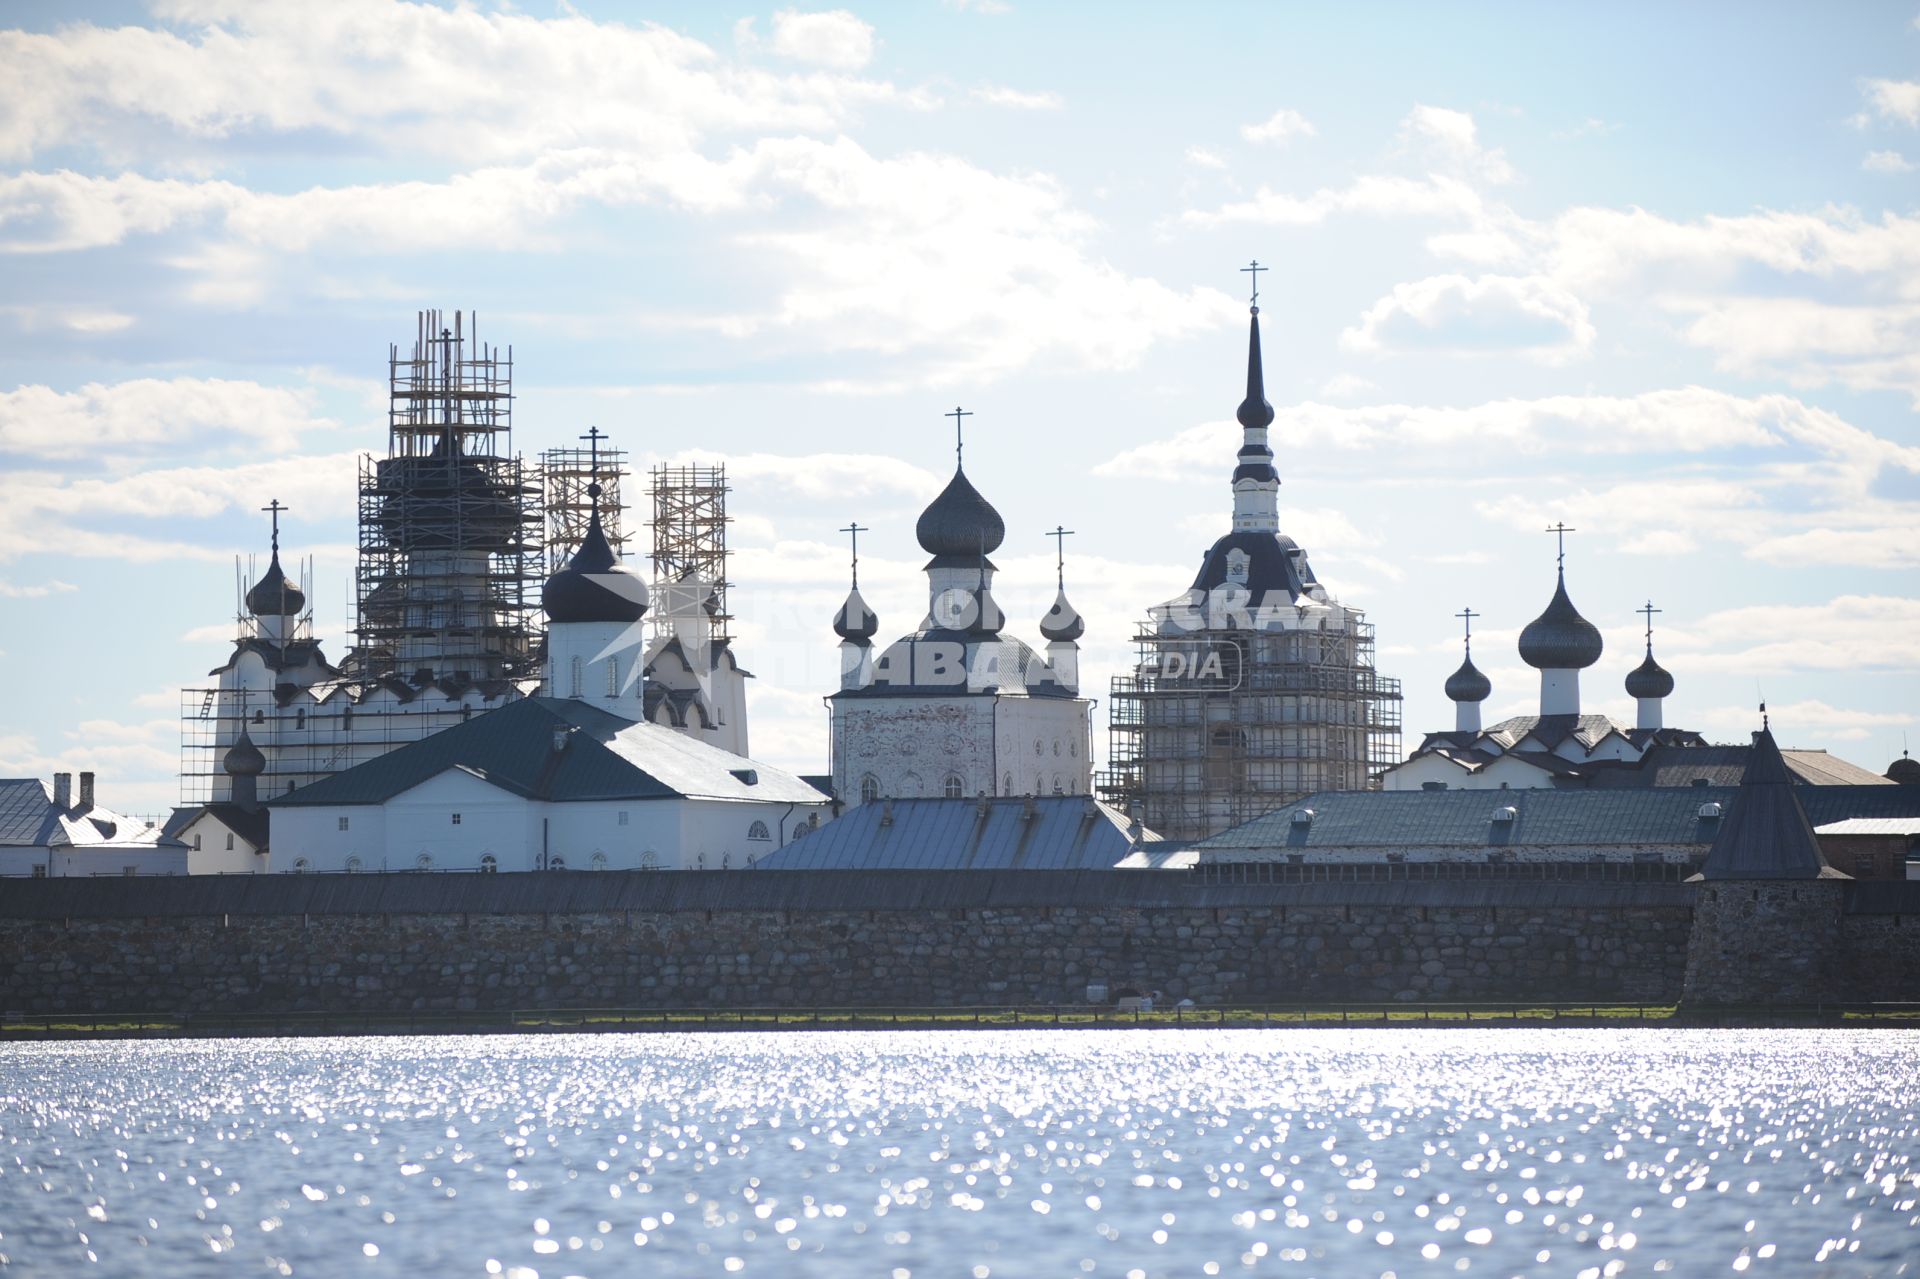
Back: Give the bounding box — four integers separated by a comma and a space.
1, 0, 1918, 819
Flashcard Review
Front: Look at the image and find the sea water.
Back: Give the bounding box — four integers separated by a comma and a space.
1, 1029, 1915, 1276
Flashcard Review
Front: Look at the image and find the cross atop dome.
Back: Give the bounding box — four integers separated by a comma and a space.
946, 405, 972, 467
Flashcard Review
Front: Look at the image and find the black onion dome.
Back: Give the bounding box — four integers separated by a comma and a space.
833, 586, 879, 642
916, 468, 1006, 558
1518, 574, 1604, 670
1040, 588, 1085, 642
542, 513, 648, 624
1625, 650, 1675, 700
245, 552, 306, 617
1887, 754, 1920, 785
222, 727, 266, 777
1444, 655, 1492, 703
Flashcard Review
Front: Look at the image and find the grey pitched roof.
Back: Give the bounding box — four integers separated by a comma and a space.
1194, 780, 1920, 856
186, 803, 271, 848
1581, 744, 1894, 789
1698, 728, 1842, 880
270, 697, 825, 808
0, 779, 183, 850
752, 796, 1154, 871
0, 779, 62, 846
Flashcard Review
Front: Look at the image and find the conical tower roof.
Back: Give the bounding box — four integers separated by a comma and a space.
1697, 726, 1842, 880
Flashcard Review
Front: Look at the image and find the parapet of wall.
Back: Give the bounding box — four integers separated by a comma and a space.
0, 871, 1693, 1015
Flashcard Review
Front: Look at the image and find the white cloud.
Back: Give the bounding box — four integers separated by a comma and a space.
1317, 373, 1376, 398
1241, 108, 1315, 146
768, 9, 876, 71
1863, 148, 1915, 173
1865, 78, 1920, 127
0, 579, 78, 599
1341, 273, 1595, 362
972, 85, 1064, 110
0, 377, 332, 460
1398, 104, 1514, 184
942, 0, 1012, 12
1185, 146, 1227, 170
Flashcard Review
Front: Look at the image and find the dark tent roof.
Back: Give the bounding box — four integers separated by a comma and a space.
1697, 727, 1843, 880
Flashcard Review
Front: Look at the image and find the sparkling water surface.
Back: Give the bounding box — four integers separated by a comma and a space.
2, 1029, 1916, 1277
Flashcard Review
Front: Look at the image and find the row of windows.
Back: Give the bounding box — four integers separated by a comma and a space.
860, 773, 1082, 802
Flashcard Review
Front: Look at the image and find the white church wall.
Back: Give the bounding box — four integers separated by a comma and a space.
1380, 753, 1473, 792
993, 696, 1093, 797
833, 697, 998, 806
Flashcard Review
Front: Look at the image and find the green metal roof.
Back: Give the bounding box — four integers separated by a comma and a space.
269, 697, 825, 808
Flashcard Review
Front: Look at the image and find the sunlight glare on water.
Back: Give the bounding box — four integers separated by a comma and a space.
1, 1028, 1916, 1276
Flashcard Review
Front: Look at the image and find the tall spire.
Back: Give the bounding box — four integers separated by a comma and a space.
1230, 260, 1280, 533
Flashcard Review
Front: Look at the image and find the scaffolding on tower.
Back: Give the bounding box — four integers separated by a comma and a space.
649, 464, 731, 641
1099, 612, 1402, 843
541, 443, 630, 572
351, 310, 542, 685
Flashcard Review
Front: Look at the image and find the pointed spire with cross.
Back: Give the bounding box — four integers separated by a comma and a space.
839, 521, 868, 589
580, 426, 606, 513
945, 405, 972, 468
1241, 258, 1266, 312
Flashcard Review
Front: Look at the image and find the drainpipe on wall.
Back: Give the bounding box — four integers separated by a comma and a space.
541, 817, 549, 871
777, 801, 797, 847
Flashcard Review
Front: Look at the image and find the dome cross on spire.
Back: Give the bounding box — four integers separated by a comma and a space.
1048, 524, 1076, 589
1638, 599, 1662, 652
1444, 605, 1492, 705
945, 405, 972, 467
1546, 521, 1576, 573
1241, 258, 1266, 310
261, 499, 287, 553
1455, 606, 1480, 655
840, 521, 868, 588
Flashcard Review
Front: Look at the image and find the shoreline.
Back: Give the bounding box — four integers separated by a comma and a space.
7, 1002, 1914, 1041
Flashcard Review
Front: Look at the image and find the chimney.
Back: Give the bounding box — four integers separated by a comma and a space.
551, 725, 571, 753
78, 772, 95, 811
52, 772, 72, 811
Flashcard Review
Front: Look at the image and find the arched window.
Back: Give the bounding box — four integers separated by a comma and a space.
639, 850, 660, 870
1053, 739, 1061, 757
290, 857, 310, 874
225, 832, 234, 850
570, 655, 584, 699
1003, 772, 1012, 796
748, 821, 771, 841
1052, 774, 1065, 795
479, 854, 497, 874
344, 856, 362, 873
721, 852, 731, 870
607, 657, 619, 697
252, 709, 265, 724
589, 852, 608, 871
860, 775, 880, 803
549, 855, 567, 871
943, 775, 964, 799
415, 853, 432, 871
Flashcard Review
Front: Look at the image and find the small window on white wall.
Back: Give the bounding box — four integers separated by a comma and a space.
415, 853, 433, 871
345, 856, 362, 873
479, 854, 497, 874
943, 775, 963, 799
618, 811, 629, 826
590, 852, 608, 871
860, 775, 880, 803
748, 820, 771, 841
192, 834, 202, 851
291, 858, 310, 874
549, 855, 567, 871
450, 812, 462, 825
225, 832, 234, 850
337, 816, 350, 831
607, 658, 619, 697
570, 655, 584, 699
639, 850, 660, 870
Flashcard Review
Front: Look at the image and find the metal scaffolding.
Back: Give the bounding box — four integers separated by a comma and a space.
649, 464, 731, 640
353, 310, 541, 684
1100, 615, 1402, 843
541, 443, 630, 572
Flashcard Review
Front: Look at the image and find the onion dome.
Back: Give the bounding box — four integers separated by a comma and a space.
1518, 573, 1603, 670
222, 727, 266, 777
833, 586, 879, 642
916, 468, 1006, 559
1040, 588, 1085, 643
1625, 649, 1675, 700
542, 511, 647, 624
245, 552, 306, 617
1888, 753, 1920, 785
1444, 655, 1491, 703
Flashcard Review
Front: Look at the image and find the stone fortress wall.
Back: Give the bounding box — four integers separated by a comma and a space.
4, 872, 1915, 1016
